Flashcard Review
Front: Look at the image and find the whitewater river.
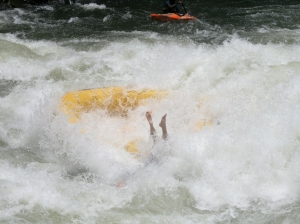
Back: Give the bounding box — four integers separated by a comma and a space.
1, 0, 300, 223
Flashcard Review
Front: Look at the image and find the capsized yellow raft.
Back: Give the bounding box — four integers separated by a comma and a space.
60, 86, 213, 156
61, 86, 168, 123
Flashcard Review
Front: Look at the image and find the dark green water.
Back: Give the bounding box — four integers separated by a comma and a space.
1, 0, 300, 44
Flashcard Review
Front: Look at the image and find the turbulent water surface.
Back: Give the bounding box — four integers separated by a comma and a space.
1, 0, 300, 223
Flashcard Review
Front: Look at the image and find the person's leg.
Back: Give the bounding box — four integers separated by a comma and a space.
146, 112, 157, 141
159, 114, 168, 140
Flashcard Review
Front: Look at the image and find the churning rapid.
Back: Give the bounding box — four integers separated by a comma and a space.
1, 0, 300, 223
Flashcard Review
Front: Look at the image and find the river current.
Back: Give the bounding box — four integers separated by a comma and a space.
1, 0, 300, 223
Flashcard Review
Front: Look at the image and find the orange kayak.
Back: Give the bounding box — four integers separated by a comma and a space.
150, 13, 197, 22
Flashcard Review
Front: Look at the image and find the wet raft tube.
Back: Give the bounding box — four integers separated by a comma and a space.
60, 87, 212, 154
150, 13, 197, 22
61, 87, 167, 123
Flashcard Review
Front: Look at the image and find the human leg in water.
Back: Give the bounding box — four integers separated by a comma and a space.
146, 111, 158, 142
159, 114, 168, 140
116, 113, 167, 188
146, 112, 168, 141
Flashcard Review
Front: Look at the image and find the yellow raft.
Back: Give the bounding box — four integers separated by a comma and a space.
61, 86, 168, 123
60, 86, 212, 155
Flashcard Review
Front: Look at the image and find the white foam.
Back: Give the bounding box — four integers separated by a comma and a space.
1, 33, 300, 221
37, 5, 54, 11
0, 8, 33, 25
78, 3, 106, 10
68, 17, 79, 23
103, 15, 110, 22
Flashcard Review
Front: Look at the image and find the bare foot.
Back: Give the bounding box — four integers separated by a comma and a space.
145, 111, 153, 125
116, 182, 123, 188
159, 114, 167, 128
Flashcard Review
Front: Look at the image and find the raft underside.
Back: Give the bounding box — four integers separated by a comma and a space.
60, 86, 168, 123
60, 86, 211, 154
